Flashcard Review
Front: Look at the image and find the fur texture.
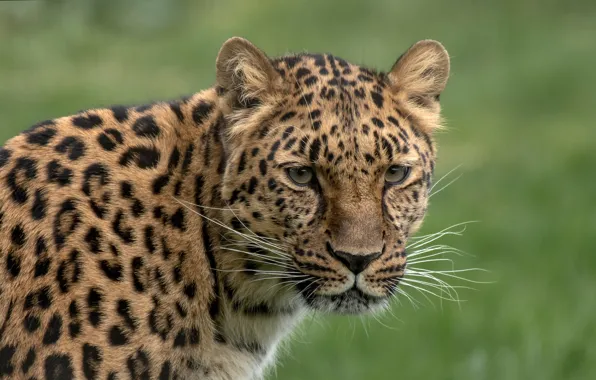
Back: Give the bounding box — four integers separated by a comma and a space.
0, 37, 449, 379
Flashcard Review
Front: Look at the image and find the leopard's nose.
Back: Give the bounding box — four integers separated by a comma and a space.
327, 243, 381, 274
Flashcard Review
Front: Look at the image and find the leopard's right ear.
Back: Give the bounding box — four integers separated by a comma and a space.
216, 37, 283, 109
388, 40, 450, 102
386, 40, 450, 132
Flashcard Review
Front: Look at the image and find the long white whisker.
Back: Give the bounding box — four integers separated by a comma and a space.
410, 267, 490, 275
215, 268, 301, 277
399, 281, 462, 304
247, 275, 309, 284
408, 252, 461, 266
408, 269, 494, 285
221, 247, 292, 267
394, 287, 422, 309
221, 258, 294, 272
429, 164, 462, 192
382, 302, 404, 324
219, 241, 292, 259
408, 222, 479, 250
189, 203, 241, 212
405, 271, 477, 291
260, 275, 312, 294
408, 258, 456, 266
430, 173, 463, 198
408, 221, 479, 246
401, 277, 462, 303
400, 282, 437, 307
220, 211, 289, 251
219, 235, 290, 260
409, 244, 469, 257
175, 198, 288, 254
409, 221, 474, 241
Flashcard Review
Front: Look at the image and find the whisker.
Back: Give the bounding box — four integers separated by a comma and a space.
409, 244, 469, 258
188, 203, 241, 212
369, 310, 399, 331
399, 281, 462, 304
408, 252, 460, 268
214, 268, 302, 278
408, 257, 456, 267
381, 302, 404, 324
429, 164, 462, 193
408, 223, 479, 250
405, 271, 478, 292
219, 236, 290, 260
221, 254, 293, 272
260, 275, 312, 295
400, 277, 462, 302
393, 287, 422, 309
399, 283, 437, 307
247, 275, 310, 284
359, 316, 370, 338
407, 268, 494, 285
220, 247, 292, 267
408, 221, 479, 246
299, 279, 323, 304
219, 241, 292, 259
175, 198, 287, 254
430, 173, 463, 198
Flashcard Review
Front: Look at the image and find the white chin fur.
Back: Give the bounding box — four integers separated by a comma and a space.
306, 290, 389, 315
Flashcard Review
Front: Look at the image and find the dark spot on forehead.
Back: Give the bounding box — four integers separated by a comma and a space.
247, 177, 258, 194
259, 160, 267, 176
371, 91, 384, 108
284, 137, 297, 150
309, 138, 321, 162
281, 126, 295, 140
267, 141, 281, 161
371, 118, 384, 128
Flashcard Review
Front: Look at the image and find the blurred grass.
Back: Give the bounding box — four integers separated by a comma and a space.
1, 0, 596, 379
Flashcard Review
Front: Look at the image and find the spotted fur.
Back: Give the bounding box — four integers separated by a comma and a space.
0, 37, 450, 379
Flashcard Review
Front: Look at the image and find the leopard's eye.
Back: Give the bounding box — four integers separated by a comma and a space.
287, 167, 314, 185
384, 165, 411, 185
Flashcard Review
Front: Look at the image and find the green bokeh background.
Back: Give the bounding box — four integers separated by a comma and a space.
1, 1, 595, 379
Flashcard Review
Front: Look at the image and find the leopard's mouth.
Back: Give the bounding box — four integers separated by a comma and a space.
290, 245, 405, 314
295, 278, 390, 314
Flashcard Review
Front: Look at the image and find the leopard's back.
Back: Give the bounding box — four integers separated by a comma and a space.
0, 91, 223, 379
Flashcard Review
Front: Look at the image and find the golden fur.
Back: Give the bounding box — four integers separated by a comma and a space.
0, 37, 449, 379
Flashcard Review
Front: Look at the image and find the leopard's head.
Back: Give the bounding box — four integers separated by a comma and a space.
216, 37, 450, 314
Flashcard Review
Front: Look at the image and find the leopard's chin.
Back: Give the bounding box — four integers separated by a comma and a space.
299, 287, 389, 315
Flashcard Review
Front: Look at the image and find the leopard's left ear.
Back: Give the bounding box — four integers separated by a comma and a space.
388, 40, 450, 104
216, 37, 283, 108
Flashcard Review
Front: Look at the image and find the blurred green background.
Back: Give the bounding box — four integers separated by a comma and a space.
1, 0, 595, 379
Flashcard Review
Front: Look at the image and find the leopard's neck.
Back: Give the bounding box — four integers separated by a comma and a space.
172, 89, 306, 370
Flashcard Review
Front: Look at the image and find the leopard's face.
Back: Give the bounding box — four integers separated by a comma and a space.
217, 39, 449, 314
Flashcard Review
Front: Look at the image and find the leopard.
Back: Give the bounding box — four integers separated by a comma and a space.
0, 37, 450, 379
